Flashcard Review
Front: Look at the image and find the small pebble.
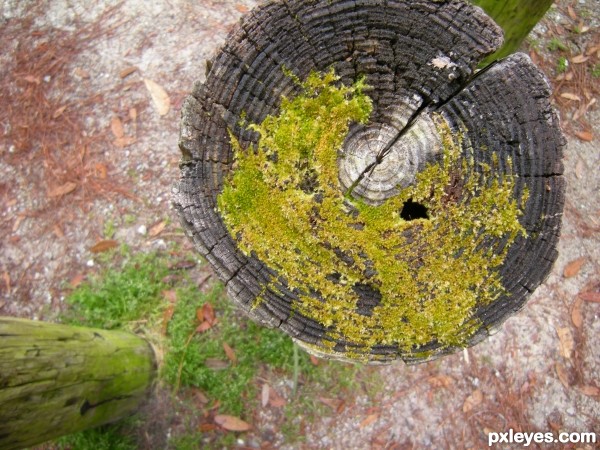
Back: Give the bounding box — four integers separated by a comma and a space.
86, 259, 94, 267
137, 225, 147, 235
566, 407, 576, 415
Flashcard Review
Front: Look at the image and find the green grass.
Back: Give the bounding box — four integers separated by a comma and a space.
63, 250, 170, 330
103, 218, 116, 239
547, 37, 568, 52
162, 281, 314, 417
55, 422, 137, 450
57, 247, 370, 448
592, 63, 600, 79
556, 56, 569, 74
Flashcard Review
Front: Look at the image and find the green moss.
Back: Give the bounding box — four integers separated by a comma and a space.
217, 69, 526, 360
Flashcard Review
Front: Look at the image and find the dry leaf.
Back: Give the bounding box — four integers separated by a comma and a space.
555, 363, 570, 388
110, 116, 124, 139
577, 385, 600, 397
196, 321, 212, 333
113, 136, 136, 148
120, 66, 138, 79
193, 389, 209, 404
529, 50, 539, 65
428, 375, 454, 388
95, 163, 108, 179
462, 389, 483, 413
267, 387, 286, 408
199, 423, 218, 432
2, 272, 10, 294
90, 239, 118, 253
223, 342, 237, 364
129, 107, 138, 121
144, 78, 170, 116
309, 355, 320, 366
202, 302, 216, 325
149, 221, 166, 237
235, 4, 249, 13
564, 257, 587, 278
587, 44, 600, 56
567, 5, 577, 20
53, 224, 65, 238
53, 105, 67, 119
557, 327, 574, 359
571, 54, 589, 64
23, 75, 41, 84
261, 384, 270, 407
73, 67, 90, 79
48, 181, 77, 198
560, 92, 581, 101
575, 159, 585, 179
575, 131, 593, 142
360, 414, 379, 428
579, 291, 600, 303
12, 216, 24, 232
214, 415, 251, 432
70, 273, 85, 288
571, 298, 583, 328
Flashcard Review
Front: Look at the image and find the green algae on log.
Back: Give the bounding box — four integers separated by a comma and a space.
174, 0, 565, 364
470, 0, 554, 64
0, 318, 156, 449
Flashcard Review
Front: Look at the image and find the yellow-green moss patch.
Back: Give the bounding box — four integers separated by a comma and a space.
217, 69, 526, 360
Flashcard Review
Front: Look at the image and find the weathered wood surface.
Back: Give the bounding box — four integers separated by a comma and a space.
173, 0, 565, 363
0, 318, 156, 449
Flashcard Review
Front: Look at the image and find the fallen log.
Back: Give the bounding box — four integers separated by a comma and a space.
0, 318, 156, 449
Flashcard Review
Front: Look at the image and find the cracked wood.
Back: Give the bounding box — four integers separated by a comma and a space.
173, 0, 565, 363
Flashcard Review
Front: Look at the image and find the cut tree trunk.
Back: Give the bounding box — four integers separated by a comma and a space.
470, 0, 554, 62
0, 318, 156, 450
174, 0, 565, 364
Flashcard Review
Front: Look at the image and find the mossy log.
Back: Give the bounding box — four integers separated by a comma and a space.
470, 0, 554, 63
0, 318, 156, 450
174, 0, 565, 364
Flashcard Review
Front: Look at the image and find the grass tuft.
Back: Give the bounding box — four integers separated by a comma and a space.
63, 250, 170, 330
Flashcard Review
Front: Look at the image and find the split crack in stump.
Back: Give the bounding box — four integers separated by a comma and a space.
342, 59, 502, 205
174, 0, 565, 364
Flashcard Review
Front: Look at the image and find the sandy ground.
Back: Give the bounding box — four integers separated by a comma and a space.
1, 0, 599, 448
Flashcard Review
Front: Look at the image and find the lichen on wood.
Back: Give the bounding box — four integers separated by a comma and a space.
174, 0, 565, 363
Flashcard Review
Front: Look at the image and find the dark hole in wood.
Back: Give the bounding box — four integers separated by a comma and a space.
400, 199, 429, 221
80, 399, 92, 416
65, 397, 78, 407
